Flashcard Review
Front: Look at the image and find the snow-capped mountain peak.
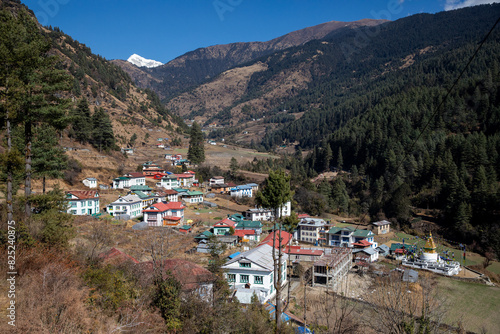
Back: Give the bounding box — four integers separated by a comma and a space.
127, 54, 163, 68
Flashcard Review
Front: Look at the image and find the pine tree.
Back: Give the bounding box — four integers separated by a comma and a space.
91, 107, 115, 152
32, 126, 68, 194
255, 169, 293, 332
187, 121, 205, 164
73, 98, 92, 143
0, 8, 71, 217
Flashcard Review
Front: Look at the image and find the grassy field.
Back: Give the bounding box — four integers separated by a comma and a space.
436, 277, 500, 333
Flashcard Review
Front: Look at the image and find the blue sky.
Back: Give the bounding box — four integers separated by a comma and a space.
21, 0, 500, 63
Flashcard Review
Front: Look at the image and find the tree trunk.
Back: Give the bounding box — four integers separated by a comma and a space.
7, 115, 14, 223
274, 223, 283, 333
25, 120, 32, 217
42, 175, 46, 194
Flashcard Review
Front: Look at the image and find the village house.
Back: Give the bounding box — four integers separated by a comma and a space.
66, 190, 100, 215
157, 175, 179, 189
143, 202, 186, 227
124, 172, 146, 187
233, 229, 259, 243
182, 191, 204, 205
112, 176, 130, 189
222, 243, 288, 304
235, 220, 263, 236
298, 218, 329, 246
213, 218, 237, 236
157, 188, 179, 202
327, 226, 376, 248
210, 183, 232, 194
209, 176, 224, 186
175, 172, 197, 187
244, 208, 273, 221
230, 185, 253, 198
372, 220, 391, 235
353, 247, 379, 263
106, 194, 143, 219
82, 177, 97, 189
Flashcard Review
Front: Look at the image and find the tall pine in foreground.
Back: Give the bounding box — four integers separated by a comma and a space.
187, 121, 205, 164
32, 126, 68, 194
0, 8, 72, 217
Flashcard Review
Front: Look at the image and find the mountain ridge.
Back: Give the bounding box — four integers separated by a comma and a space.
113, 18, 388, 99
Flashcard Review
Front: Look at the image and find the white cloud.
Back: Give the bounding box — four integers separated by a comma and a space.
445, 0, 500, 11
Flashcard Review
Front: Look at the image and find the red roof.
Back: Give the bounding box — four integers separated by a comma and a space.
226, 182, 237, 187
233, 229, 256, 237
174, 174, 195, 179
143, 201, 185, 213
164, 189, 179, 195
260, 230, 293, 248
297, 214, 310, 219
99, 247, 140, 264
353, 240, 373, 248
67, 190, 98, 200
164, 216, 182, 221
214, 218, 237, 228
164, 202, 185, 210
284, 246, 323, 256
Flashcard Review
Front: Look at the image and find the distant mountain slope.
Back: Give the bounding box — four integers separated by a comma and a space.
163, 3, 500, 148
113, 19, 387, 99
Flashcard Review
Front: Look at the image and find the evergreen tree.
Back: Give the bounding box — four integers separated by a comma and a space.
0, 8, 71, 217
72, 98, 92, 143
91, 108, 115, 152
32, 126, 68, 194
188, 121, 205, 164
331, 177, 349, 214
230, 156, 239, 175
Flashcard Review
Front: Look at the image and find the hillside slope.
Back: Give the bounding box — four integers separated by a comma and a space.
113, 19, 387, 99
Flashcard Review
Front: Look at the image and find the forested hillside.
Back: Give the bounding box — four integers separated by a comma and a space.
232, 4, 500, 257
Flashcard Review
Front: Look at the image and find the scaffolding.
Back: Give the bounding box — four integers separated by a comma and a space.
312, 247, 352, 289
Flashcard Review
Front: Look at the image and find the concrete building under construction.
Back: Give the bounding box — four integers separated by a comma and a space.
312, 247, 352, 289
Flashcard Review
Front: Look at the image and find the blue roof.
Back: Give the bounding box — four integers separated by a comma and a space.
228, 252, 241, 259
246, 183, 258, 187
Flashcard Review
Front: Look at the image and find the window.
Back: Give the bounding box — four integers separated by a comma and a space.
227, 274, 236, 282
239, 262, 251, 268
254, 276, 263, 284
240, 275, 249, 283
87, 200, 92, 206
71, 202, 77, 208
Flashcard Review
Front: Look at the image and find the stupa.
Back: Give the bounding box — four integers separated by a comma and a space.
420, 232, 438, 262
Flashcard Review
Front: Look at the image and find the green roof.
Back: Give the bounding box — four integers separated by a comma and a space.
130, 185, 152, 191
114, 176, 129, 181
352, 229, 374, 238
328, 226, 355, 234
173, 188, 188, 193
187, 191, 203, 196
133, 191, 153, 199
238, 220, 262, 229
180, 225, 192, 230
195, 230, 213, 239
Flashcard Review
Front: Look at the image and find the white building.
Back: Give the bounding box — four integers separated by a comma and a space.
82, 177, 97, 189
124, 172, 146, 187
244, 208, 273, 221
157, 175, 179, 190
209, 176, 224, 186
66, 191, 100, 215
222, 243, 288, 304
298, 218, 329, 245
143, 202, 186, 227
106, 194, 143, 219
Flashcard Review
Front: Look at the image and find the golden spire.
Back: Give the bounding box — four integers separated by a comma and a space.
423, 232, 437, 254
